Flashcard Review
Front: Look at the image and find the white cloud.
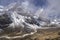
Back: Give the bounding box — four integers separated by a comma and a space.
0, 5, 4, 11
36, 0, 60, 20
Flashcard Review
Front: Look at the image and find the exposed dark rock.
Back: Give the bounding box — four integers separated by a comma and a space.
25, 17, 40, 26
22, 23, 35, 33
0, 13, 12, 29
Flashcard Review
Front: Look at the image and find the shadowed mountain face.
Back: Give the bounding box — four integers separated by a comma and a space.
0, 13, 12, 29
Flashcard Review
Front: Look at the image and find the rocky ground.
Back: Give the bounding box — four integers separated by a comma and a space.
0, 28, 60, 40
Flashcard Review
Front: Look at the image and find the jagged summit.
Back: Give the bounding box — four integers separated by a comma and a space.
0, 2, 60, 37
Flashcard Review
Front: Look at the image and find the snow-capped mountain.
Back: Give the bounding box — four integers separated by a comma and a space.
0, 1, 60, 39
0, 2, 60, 31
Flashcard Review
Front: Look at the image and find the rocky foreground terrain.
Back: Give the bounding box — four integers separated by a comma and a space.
0, 28, 60, 40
